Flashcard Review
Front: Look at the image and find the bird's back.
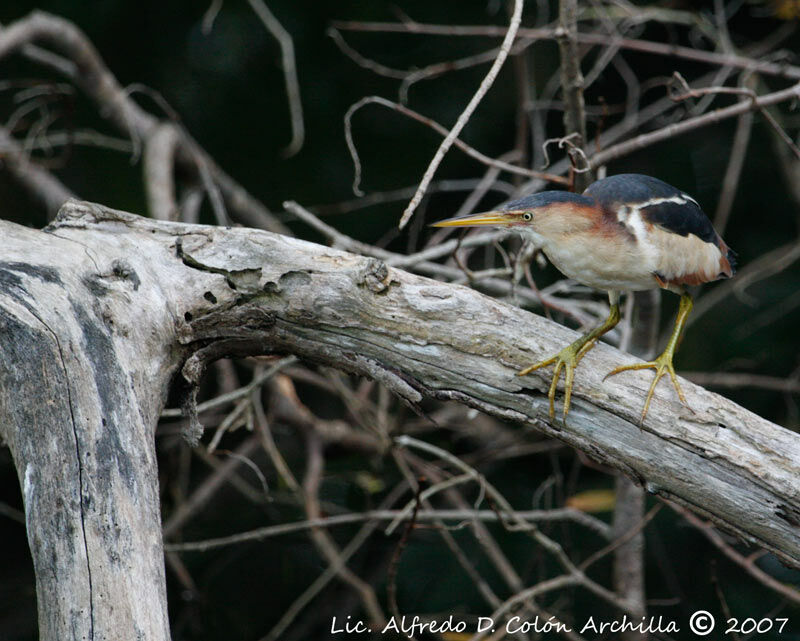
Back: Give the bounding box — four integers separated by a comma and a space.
583, 174, 736, 291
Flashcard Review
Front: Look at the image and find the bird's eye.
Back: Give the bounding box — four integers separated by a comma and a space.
522, 212, 533, 221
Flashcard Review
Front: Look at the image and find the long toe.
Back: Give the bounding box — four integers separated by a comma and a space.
639, 364, 668, 424
665, 364, 688, 405
520, 347, 580, 420
518, 355, 557, 377
520, 330, 606, 420
603, 360, 654, 381
605, 356, 690, 424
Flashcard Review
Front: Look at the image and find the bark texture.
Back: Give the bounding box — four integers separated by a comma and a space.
0, 215, 185, 639
1, 200, 799, 638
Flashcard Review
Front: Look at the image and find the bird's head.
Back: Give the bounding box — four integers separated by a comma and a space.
431, 191, 596, 243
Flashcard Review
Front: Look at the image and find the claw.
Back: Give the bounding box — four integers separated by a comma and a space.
604, 351, 688, 424
518, 345, 583, 418
518, 303, 621, 421
604, 292, 694, 425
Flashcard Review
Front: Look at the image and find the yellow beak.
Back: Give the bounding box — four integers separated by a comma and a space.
431, 211, 516, 228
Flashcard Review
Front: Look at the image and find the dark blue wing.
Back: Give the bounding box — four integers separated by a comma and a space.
585, 174, 718, 244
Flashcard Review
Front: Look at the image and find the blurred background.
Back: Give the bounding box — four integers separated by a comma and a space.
1, 0, 799, 639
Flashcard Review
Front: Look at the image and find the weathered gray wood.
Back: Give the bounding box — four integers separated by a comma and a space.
1, 199, 799, 638
0, 210, 218, 640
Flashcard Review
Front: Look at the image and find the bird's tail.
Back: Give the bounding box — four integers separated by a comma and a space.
726, 247, 738, 275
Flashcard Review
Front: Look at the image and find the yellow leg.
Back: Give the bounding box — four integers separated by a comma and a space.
604, 293, 693, 424
519, 303, 621, 419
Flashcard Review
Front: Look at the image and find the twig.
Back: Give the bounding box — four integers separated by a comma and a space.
253, 388, 300, 492
206, 398, 249, 453
161, 356, 295, 417
465, 575, 584, 641
216, 449, 269, 497
326, 27, 407, 79
0, 500, 25, 524
343, 95, 567, 197
260, 483, 410, 641
449, 150, 521, 221
683, 372, 800, 394
394, 450, 588, 640
246, 0, 304, 157
0, 11, 290, 233
329, 27, 539, 105
331, 20, 800, 81
714, 85, 754, 234
395, 449, 572, 636
669, 72, 800, 161
143, 122, 180, 221
192, 147, 229, 225
518, 62, 757, 195
398, 0, 524, 229
395, 436, 640, 616
399, 40, 534, 106
386, 476, 423, 623
670, 502, 800, 606
582, 503, 661, 572
388, 232, 507, 268
557, 0, 591, 190
162, 435, 262, 538
19, 128, 134, 154
384, 473, 485, 535
0, 125, 74, 216
307, 179, 516, 216
201, 0, 223, 34
590, 80, 800, 169
301, 433, 385, 627
268, 374, 384, 454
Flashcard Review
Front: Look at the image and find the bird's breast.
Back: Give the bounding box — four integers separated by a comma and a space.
541, 232, 657, 291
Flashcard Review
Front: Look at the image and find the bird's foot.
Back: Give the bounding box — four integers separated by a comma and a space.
518, 339, 596, 419
604, 349, 687, 424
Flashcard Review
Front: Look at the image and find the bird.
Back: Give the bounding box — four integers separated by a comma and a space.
431, 173, 736, 423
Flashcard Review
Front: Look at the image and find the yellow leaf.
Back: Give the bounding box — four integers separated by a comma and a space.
772, 0, 800, 20
566, 489, 616, 513
354, 471, 385, 494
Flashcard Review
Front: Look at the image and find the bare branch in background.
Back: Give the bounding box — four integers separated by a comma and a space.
329, 26, 540, 105
557, 0, 591, 190
670, 503, 800, 606
714, 89, 754, 233
201, 0, 224, 34
0, 11, 289, 232
590, 81, 800, 169
684, 372, 800, 394
344, 95, 568, 197
398, 0, 524, 229
143, 122, 180, 221
331, 20, 800, 81
0, 125, 74, 214
245, 0, 305, 157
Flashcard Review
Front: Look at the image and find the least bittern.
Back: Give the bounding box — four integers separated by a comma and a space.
433, 173, 736, 423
